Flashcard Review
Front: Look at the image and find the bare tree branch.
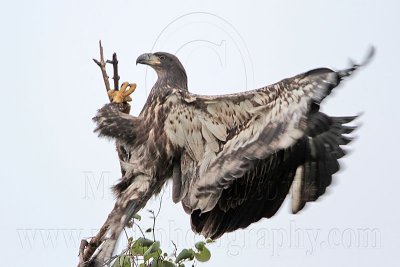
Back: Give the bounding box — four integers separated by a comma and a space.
81, 220, 110, 265
107, 52, 120, 91
93, 42, 131, 114
93, 40, 112, 101
171, 240, 177, 258
78, 240, 89, 266
136, 222, 146, 239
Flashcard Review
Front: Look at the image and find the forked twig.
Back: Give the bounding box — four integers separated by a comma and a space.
93, 40, 112, 101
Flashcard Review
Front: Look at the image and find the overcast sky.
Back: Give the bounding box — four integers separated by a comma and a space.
1, 0, 399, 266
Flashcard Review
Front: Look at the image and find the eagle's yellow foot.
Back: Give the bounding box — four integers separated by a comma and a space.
108, 82, 137, 103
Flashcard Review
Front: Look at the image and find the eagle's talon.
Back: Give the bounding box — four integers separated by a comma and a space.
108, 82, 137, 103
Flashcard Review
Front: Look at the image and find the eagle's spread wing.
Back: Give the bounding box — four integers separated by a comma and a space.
167, 68, 337, 211
165, 52, 371, 238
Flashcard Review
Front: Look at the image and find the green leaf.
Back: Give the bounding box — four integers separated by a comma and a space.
175, 248, 194, 263
150, 259, 159, 267
205, 238, 214, 244
194, 241, 206, 250
160, 260, 176, 267
131, 238, 154, 256
133, 214, 142, 221
132, 245, 150, 256
135, 237, 155, 247
144, 241, 161, 262
148, 241, 160, 253
194, 246, 211, 262
144, 250, 162, 262
151, 259, 176, 267
111, 255, 131, 267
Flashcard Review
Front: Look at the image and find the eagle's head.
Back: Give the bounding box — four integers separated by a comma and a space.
136, 52, 188, 90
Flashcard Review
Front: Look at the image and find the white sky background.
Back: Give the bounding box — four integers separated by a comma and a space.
0, 0, 399, 266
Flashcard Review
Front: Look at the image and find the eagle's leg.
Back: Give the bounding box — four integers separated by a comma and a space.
108, 82, 137, 104
82, 174, 153, 267
77, 201, 136, 267
88, 200, 137, 267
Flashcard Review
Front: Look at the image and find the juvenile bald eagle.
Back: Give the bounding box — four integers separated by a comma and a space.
87, 48, 373, 266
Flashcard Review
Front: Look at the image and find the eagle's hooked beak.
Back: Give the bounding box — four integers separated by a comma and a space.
136, 53, 160, 66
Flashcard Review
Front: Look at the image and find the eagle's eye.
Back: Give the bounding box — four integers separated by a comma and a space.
159, 55, 165, 60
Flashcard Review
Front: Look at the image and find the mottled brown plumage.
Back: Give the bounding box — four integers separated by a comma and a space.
88, 49, 373, 266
